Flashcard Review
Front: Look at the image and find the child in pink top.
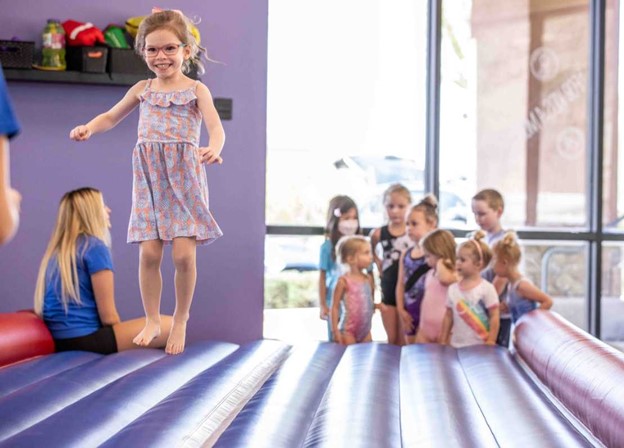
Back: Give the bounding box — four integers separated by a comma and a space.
415, 229, 458, 343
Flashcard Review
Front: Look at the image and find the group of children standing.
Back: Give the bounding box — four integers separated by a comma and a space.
320, 187, 553, 348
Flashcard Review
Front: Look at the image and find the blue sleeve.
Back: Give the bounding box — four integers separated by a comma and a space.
481, 267, 495, 282
319, 240, 331, 271
0, 67, 20, 140
84, 238, 114, 274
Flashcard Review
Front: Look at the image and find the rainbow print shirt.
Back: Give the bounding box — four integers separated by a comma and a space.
446, 280, 499, 348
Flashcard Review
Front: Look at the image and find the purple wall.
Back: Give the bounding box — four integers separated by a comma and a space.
0, 1, 267, 343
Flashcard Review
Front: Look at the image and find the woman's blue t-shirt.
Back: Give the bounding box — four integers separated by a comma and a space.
0, 67, 20, 139
43, 235, 114, 339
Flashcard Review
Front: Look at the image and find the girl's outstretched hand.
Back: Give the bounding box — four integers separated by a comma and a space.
198, 146, 223, 165
69, 125, 92, 141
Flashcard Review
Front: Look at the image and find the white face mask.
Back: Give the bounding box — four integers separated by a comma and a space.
338, 219, 359, 236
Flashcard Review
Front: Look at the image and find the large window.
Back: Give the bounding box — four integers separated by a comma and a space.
440, 0, 593, 229
266, 0, 429, 229
265, 0, 624, 346
265, 1, 429, 341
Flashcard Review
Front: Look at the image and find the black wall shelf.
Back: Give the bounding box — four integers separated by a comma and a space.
4, 68, 148, 86
4, 68, 233, 120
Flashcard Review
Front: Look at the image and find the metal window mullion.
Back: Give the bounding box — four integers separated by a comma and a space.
587, 0, 606, 338
425, 0, 442, 198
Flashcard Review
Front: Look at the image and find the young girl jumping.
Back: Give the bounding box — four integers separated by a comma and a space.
69, 10, 224, 354
331, 235, 376, 345
319, 195, 360, 341
371, 184, 412, 345
396, 195, 438, 344
492, 231, 553, 323
34, 188, 173, 354
415, 229, 458, 344
440, 231, 500, 348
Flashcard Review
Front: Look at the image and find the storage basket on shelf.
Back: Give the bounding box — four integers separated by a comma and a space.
66, 46, 108, 73
0, 40, 35, 69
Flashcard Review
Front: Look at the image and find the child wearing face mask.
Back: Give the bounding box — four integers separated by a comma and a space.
319, 195, 361, 341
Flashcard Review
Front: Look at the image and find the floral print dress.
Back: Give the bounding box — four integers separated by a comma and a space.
127, 79, 222, 245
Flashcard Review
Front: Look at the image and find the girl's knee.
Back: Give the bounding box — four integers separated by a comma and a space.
172, 251, 195, 272
140, 244, 163, 268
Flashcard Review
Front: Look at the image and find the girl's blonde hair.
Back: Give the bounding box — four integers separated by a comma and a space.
410, 194, 439, 226
421, 229, 456, 267
492, 231, 521, 265
336, 235, 369, 265
135, 10, 206, 75
383, 183, 411, 205
34, 188, 111, 316
459, 230, 492, 267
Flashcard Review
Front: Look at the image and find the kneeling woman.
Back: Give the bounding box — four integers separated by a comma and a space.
34, 187, 172, 354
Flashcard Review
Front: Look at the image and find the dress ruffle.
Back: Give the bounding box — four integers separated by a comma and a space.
140, 87, 197, 107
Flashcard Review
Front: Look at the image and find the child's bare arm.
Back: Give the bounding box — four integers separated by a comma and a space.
319, 270, 329, 319
331, 277, 346, 343
196, 82, 225, 164
396, 250, 414, 330
440, 308, 453, 345
70, 81, 145, 141
486, 305, 500, 345
369, 228, 382, 273
517, 281, 553, 310
368, 273, 377, 309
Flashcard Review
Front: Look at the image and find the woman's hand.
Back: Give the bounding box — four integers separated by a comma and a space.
69, 125, 92, 141
198, 146, 223, 164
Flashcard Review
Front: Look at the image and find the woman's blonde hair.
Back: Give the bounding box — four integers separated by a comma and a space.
421, 229, 456, 266
34, 188, 111, 316
459, 230, 492, 266
336, 235, 369, 265
492, 231, 521, 265
135, 10, 207, 75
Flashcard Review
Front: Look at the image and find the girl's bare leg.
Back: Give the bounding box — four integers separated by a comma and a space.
133, 240, 164, 346
362, 332, 373, 343
168, 237, 197, 354
114, 315, 172, 351
341, 332, 357, 345
414, 329, 428, 344
381, 304, 404, 345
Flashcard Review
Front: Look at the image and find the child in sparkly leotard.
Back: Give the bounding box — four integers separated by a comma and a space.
70, 10, 224, 354
331, 236, 376, 345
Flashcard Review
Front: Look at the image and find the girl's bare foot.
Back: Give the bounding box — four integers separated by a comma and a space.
166, 320, 187, 355
132, 318, 161, 346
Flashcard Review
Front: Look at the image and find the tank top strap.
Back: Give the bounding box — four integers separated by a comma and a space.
142, 78, 153, 93
380, 225, 391, 241
194, 80, 201, 91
